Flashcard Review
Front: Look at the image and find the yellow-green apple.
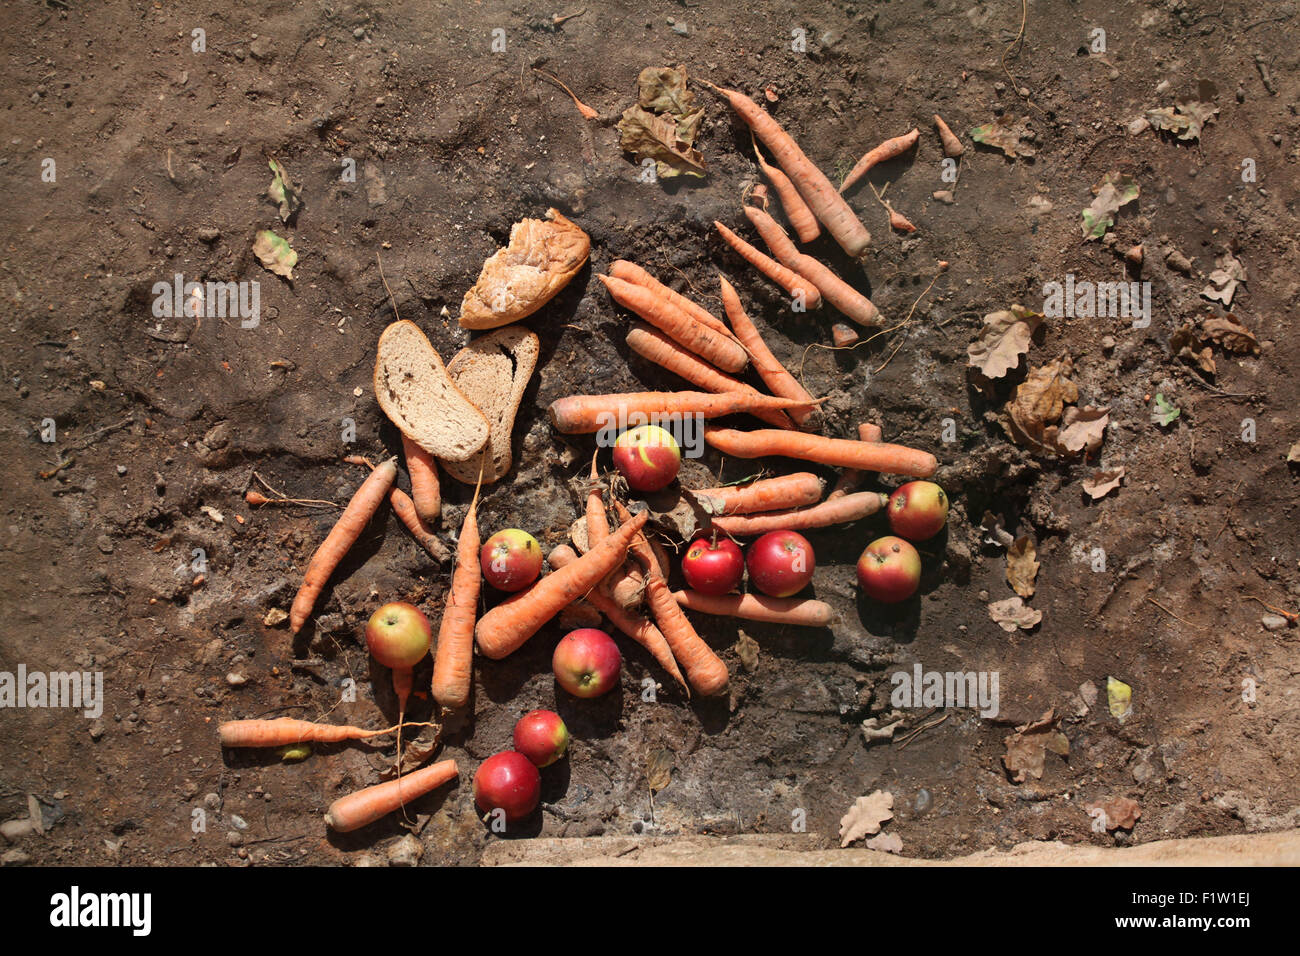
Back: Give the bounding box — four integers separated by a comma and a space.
513, 710, 569, 767
856, 536, 922, 603
364, 601, 432, 670
480, 529, 544, 592
552, 628, 622, 698
473, 751, 541, 822
613, 424, 681, 492
887, 481, 949, 541
746, 530, 816, 597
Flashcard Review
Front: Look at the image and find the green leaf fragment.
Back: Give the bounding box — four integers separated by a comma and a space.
266, 158, 302, 223
253, 229, 297, 279
1107, 676, 1133, 721
1081, 172, 1139, 240
1152, 392, 1180, 427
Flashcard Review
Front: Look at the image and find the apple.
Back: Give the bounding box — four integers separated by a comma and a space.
612, 424, 681, 492
364, 601, 432, 671
552, 628, 622, 698
480, 529, 544, 592
681, 535, 745, 596
473, 751, 541, 823
887, 481, 949, 541
513, 709, 569, 768
856, 536, 922, 603
746, 530, 816, 598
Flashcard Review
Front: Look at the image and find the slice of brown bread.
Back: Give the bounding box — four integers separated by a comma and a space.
440, 326, 540, 484
373, 320, 490, 462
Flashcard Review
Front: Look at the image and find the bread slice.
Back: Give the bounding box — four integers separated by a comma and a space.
459, 208, 590, 329
440, 326, 540, 484
373, 320, 490, 462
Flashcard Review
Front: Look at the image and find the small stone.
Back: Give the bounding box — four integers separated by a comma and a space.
197, 227, 220, 243
229, 814, 248, 831
226, 831, 243, 847
96, 536, 114, 554
88, 719, 105, 741
116, 464, 127, 475
832, 323, 860, 347
1127, 117, 1150, 135
225, 672, 247, 687
387, 834, 423, 866
932, 189, 955, 204
353, 26, 366, 39
2, 849, 31, 866
1272, 133, 1283, 146
248, 36, 274, 60
203, 793, 221, 810
672, 21, 689, 35
0, 819, 35, 842
1164, 248, 1193, 274
1261, 614, 1288, 631
1101, 335, 1116, 352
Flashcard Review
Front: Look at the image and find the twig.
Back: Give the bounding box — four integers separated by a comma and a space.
999, 0, 1042, 113
1147, 597, 1202, 629
897, 713, 949, 749
38, 457, 73, 479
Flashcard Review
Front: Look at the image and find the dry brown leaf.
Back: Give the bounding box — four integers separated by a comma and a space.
989, 596, 1042, 632
1082, 467, 1125, 499
966, 305, 1044, 380
969, 116, 1035, 158
646, 748, 674, 793
617, 106, 706, 178
839, 790, 894, 847
262, 607, 289, 627
379, 731, 442, 780
1201, 314, 1259, 355
1087, 796, 1141, 831
1170, 323, 1216, 375
1005, 355, 1077, 452
865, 831, 904, 854
1288, 442, 1300, 463
1058, 406, 1110, 455
1002, 709, 1066, 783
735, 630, 760, 672
1201, 251, 1246, 306
1006, 536, 1039, 598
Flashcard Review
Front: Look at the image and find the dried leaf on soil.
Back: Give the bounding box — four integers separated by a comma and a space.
646, 748, 674, 793
989, 596, 1042, 632
1006, 536, 1039, 598
969, 116, 1035, 158
1107, 676, 1133, 721
1081, 172, 1139, 240
1082, 467, 1125, 499
1201, 314, 1259, 354
1002, 709, 1068, 783
966, 305, 1043, 380
735, 630, 760, 672
1288, 442, 1300, 464
865, 831, 904, 854
839, 790, 894, 847
617, 66, 706, 179
266, 157, 302, 223
262, 607, 289, 627
253, 229, 297, 279
1151, 393, 1180, 427
1201, 251, 1246, 307
636, 65, 699, 118
1170, 323, 1216, 375
1088, 796, 1141, 831
861, 711, 906, 744
1146, 100, 1218, 141
1057, 406, 1109, 455
1004, 355, 1077, 452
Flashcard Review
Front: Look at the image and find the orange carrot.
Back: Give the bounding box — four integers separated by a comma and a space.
613, 502, 729, 696
744, 205, 881, 326
708, 83, 872, 257
884, 203, 917, 233
626, 324, 795, 429
548, 544, 687, 693
751, 133, 820, 243
718, 274, 819, 428
548, 390, 816, 434
829, 423, 883, 498
324, 759, 458, 832
689, 473, 824, 515
430, 466, 484, 712
218, 718, 429, 748
475, 511, 649, 659
704, 426, 938, 477
609, 261, 738, 343
672, 590, 835, 627
598, 274, 747, 372
345, 456, 449, 562
585, 454, 608, 549
713, 220, 823, 309
711, 490, 887, 536
859, 422, 883, 443
402, 434, 441, 525
934, 114, 964, 158
839, 128, 921, 194
290, 458, 397, 633
582, 458, 646, 608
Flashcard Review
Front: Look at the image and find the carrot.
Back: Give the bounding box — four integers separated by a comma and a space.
711, 490, 887, 536
599, 274, 748, 373
689, 472, 824, 515
704, 426, 938, 477
430, 464, 484, 712
934, 114, 964, 158
290, 458, 397, 633
582, 457, 647, 608
548, 390, 816, 434
626, 324, 795, 429
475, 510, 648, 659
609, 261, 738, 342
345, 456, 449, 563
859, 422, 883, 443
751, 132, 820, 243
585, 454, 608, 549
672, 590, 835, 627
218, 718, 431, 748
548, 544, 687, 693
839, 128, 921, 194
708, 83, 872, 258
744, 205, 881, 326
401, 434, 441, 525
829, 423, 883, 499
718, 274, 819, 428
612, 502, 729, 697
324, 758, 458, 832
713, 220, 822, 310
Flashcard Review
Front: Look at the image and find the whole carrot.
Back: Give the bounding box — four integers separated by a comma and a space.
548, 390, 815, 434
430, 465, 484, 712
718, 274, 819, 428
713, 220, 823, 310
708, 82, 872, 257
751, 132, 820, 243
218, 718, 429, 748
324, 759, 459, 832
710, 490, 887, 536
626, 324, 795, 429
689, 472, 824, 515
839, 128, 921, 194
745, 205, 880, 326
290, 458, 397, 633
475, 511, 649, 659
402, 434, 441, 525
672, 590, 835, 627
609, 261, 738, 343
934, 114, 964, 157
599, 274, 747, 373
548, 544, 688, 693
704, 427, 938, 477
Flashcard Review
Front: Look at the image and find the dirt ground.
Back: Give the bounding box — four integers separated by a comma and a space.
1, 0, 1297, 867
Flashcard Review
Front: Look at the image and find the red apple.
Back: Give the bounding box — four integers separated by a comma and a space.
612, 424, 681, 492
480, 529, 544, 592
364, 601, 432, 670
552, 628, 622, 698
513, 709, 569, 768
746, 530, 816, 598
856, 536, 922, 603
887, 481, 949, 541
681, 535, 745, 596
473, 751, 541, 823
